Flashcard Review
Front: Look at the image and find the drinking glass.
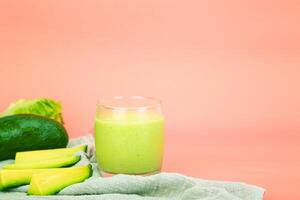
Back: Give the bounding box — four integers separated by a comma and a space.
94, 96, 164, 176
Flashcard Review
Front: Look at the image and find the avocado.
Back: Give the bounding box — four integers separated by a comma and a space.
0, 168, 70, 190
28, 165, 92, 195
3, 155, 80, 169
15, 145, 88, 164
0, 114, 68, 161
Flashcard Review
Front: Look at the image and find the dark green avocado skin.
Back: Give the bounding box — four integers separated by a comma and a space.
0, 114, 69, 161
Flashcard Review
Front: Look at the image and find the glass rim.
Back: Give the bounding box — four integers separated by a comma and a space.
97, 96, 162, 110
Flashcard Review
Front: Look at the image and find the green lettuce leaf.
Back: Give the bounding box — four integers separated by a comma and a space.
1, 98, 64, 124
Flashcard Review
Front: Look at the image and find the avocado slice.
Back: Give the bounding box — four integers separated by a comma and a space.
0, 168, 71, 190
15, 145, 87, 164
28, 165, 92, 195
3, 155, 80, 169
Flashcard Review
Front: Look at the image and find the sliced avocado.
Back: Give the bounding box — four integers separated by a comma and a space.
0, 168, 70, 190
15, 145, 87, 164
28, 165, 92, 195
3, 155, 80, 169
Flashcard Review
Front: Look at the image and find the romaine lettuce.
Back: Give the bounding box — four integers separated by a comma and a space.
1, 98, 63, 124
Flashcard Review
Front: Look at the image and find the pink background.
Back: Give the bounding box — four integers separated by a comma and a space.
0, 1, 299, 199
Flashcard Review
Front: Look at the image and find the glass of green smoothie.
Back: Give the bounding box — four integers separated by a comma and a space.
95, 96, 164, 176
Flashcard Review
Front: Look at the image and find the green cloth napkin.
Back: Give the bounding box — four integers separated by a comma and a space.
0, 135, 265, 200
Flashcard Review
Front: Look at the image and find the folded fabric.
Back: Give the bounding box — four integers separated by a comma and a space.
0, 135, 265, 200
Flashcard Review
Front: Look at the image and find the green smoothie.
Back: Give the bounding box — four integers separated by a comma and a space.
95, 116, 164, 174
